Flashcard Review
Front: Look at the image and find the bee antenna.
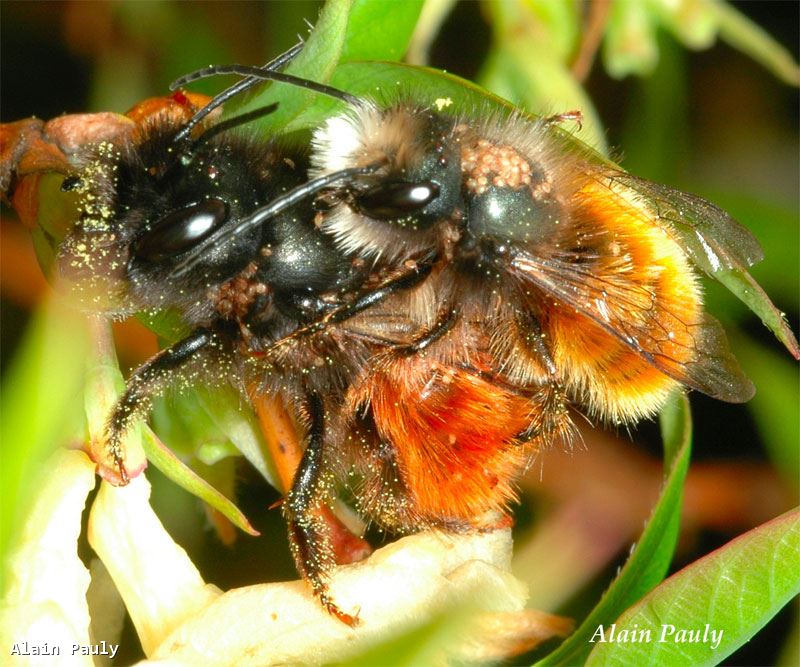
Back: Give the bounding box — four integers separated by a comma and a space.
173, 41, 304, 145
171, 163, 382, 278
191, 103, 281, 144
171, 64, 363, 115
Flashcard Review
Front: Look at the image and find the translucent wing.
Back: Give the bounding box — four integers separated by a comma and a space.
510, 247, 755, 403
601, 172, 763, 273
597, 171, 799, 359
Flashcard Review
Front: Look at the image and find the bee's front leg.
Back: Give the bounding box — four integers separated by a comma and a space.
105, 327, 222, 483
285, 393, 359, 626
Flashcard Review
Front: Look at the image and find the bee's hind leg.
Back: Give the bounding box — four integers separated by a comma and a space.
285, 393, 359, 626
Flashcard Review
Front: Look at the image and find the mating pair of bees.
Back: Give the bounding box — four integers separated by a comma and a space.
25, 45, 782, 623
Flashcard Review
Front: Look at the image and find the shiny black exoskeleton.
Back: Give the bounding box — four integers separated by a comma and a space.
120, 125, 355, 321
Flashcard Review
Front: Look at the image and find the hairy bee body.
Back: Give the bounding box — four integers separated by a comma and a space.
311, 102, 746, 426
13, 51, 779, 625
48, 90, 455, 623
255, 98, 766, 571
67, 95, 756, 624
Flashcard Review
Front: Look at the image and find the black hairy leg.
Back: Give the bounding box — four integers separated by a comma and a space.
267, 249, 439, 354
392, 306, 459, 357
511, 313, 575, 446
319, 249, 438, 328
284, 393, 358, 626
106, 327, 222, 483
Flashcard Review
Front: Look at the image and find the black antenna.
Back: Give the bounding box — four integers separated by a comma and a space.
173, 41, 304, 144
171, 163, 382, 278
193, 103, 280, 144
172, 64, 363, 109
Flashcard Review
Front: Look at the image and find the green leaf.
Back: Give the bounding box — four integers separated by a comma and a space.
710, 0, 800, 87
225, 0, 353, 131
536, 393, 692, 666
586, 508, 800, 666
339, 0, 424, 62
333, 61, 510, 105
713, 267, 800, 361
0, 296, 90, 581
279, 60, 515, 135
224, 0, 423, 135
142, 427, 258, 536
698, 192, 798, 308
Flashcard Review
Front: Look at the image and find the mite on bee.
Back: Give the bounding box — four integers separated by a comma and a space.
49, 44, 792, 626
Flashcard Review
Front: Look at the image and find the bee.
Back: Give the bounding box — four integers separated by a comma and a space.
17, 47, 794, 628
168, 60, 797, 622
46, 45, 449, 625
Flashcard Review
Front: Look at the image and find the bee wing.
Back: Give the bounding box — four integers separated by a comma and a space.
599, 171, 800, 359
602, 172, 763, 274
510, 249, 755, 403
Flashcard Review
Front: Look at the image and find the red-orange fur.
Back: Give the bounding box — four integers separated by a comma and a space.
349, 355, 533, 525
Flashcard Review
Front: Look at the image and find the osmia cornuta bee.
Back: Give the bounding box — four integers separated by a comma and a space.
18, 43, 795, 625
167, 59, 799, 621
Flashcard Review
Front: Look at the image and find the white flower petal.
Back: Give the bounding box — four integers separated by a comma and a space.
87, 473, 220, 656
144, 529, 528, 666
0, 449, 96, 666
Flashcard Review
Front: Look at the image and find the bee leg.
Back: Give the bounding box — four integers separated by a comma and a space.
285, 393, 358, 626
250, 393, 372, 566
392, 306, 459, 356
106, 327, 221, 484
267, 249, 439, 351
510, 313, 576, 446
543, 109, 583, 130
323, 249, 439, 327
429, 513, 514, 533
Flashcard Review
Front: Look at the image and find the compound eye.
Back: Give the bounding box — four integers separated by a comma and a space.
134, 198, 229, 262
355, 180, 440, 220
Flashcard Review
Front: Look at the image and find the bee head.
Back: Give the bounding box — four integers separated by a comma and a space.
60, 115, 356, 326
310, 104, 464, 261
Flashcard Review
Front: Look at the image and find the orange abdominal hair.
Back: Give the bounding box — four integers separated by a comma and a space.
545, 180, 704, 423
350, 355, 532, 524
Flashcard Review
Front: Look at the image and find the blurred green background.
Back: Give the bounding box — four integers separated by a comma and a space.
1, 1, 797, 664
